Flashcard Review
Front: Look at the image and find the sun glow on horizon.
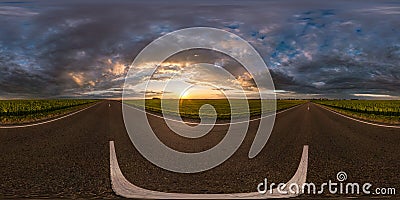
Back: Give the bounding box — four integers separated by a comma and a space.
180, 89, 192, 99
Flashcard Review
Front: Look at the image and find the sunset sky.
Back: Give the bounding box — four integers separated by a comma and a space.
0, 0, 399, 99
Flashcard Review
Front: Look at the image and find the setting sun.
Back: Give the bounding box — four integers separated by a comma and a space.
180, 90, 191, 99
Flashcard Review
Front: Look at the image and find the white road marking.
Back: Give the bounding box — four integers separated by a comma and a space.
121, 102, 305, 126
0, 103, 99, 129
315, 103, 400, 129
110, 141, 309, 199
276, 103, 305, 115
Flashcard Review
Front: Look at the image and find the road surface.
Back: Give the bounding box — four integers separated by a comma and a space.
0, 101, 398, 198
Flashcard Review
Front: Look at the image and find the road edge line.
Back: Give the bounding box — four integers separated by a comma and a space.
0, 102, 100, 129
314, 103, 400, 129
109, 141, 308, 199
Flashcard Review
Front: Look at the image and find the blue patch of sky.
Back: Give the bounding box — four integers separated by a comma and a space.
321, 9, 335, 17
151, 24, 173, 35
225, 23, 240, 30
249, 30, 267, 41
346, 48, 362, 57
131, 35, 144, 43
295, 9, 335, 36
318, 39, 330, 51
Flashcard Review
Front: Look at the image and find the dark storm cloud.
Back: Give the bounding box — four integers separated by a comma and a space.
0, 0, 399, 99
278, 56, 400, 97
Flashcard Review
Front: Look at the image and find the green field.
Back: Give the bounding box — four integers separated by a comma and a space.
313, 100, 400, 125
125, 99, 307, 120
0, 99, 98, 125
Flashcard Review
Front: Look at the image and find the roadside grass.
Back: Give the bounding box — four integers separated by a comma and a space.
0, 99, 99, 125
313, 100, 400, 125
125, 99, 307, 120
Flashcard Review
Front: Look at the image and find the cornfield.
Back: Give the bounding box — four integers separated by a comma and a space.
125, 99, 307, 120
0, 99, 98, 124
314, 100, 400, 116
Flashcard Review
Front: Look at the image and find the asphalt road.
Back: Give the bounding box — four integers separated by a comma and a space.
0, 101, 398, 198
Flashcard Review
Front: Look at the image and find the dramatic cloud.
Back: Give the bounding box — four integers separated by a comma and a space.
0, 0, 399, 99
0, 6, 38, 16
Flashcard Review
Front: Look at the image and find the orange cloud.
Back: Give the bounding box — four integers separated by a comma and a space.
107, 59, 127, 76
69, 72, 84, 86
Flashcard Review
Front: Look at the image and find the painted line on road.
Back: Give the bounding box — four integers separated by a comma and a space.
315, 104, 400, 129
110, 141, 308, 199
0, 102, 100, 129
121, 102, 305, 126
